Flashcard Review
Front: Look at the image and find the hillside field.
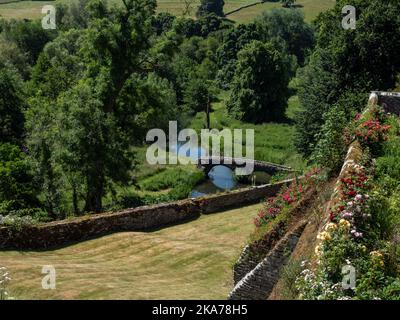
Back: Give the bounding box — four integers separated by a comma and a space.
0, 0, 335, 22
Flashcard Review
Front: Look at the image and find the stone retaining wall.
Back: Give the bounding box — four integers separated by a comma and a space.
232, 187, 314, 285
228, 222, 307, 300
372, 91, 400, 116
0, 179, 294, 250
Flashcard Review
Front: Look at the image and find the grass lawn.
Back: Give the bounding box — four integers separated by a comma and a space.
0, 203, 261, 299
0, 0, 335, 22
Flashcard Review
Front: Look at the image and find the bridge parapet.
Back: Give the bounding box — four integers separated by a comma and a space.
197, 156, 295, 175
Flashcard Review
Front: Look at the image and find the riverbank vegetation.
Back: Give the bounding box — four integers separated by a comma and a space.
0, 0, 312, 225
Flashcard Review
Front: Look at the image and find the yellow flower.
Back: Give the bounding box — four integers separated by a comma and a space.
325, 223, 337, 232
370, 251, 385, 267
370, 251, 383, 258
339, 219, 351, 230
317, 231, 332, 242
315, 244, 322, 256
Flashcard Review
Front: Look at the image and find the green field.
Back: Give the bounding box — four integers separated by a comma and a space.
188, 92, 305, 169
0, 0, 335, 23
0, 203, 261, 299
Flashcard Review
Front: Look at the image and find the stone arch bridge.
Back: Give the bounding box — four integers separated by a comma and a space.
197, 156, 295, 175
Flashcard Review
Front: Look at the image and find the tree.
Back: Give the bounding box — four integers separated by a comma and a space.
216, 23, 261, 88
294, 48, 339, 156
256, 9, 314, 65
153, 12, 176, 35
183, 75, 216, 129
197, 0, 224, 18
29, 29, 84, 99
0, 35, 30, 79
25, 97, 63, 218
57, 0, 158, 212
182, 0, 196, 17
281, 0, 296, 8
1, 19, 56, 64
227, 41, 291, 123
56, 0, 90, 30
0, 143, 41, 211
55, 81, 133, 214
0, 65, 25, 145
27, 0, 181, 214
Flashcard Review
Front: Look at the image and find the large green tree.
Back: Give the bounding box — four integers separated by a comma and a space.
256, 9, 314, 65
27, 0, 180, 214
227, 41, 291, 123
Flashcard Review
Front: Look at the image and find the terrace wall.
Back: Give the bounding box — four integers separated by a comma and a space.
0, 179, 293, 250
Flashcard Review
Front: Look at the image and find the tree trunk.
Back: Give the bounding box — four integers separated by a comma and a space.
72, 185, 79, 216
206, 95, 211, 129
84, 160, 105, 213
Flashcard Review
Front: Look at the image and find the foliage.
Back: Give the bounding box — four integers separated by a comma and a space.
0, 34, 29, 78
256, 8, 314, 66
197, 0, 224, 18
139, 167, 204, 192
153, 12, 176, 35
26, 0, 179, 214
350, 106, 391, 155
0, 18, 56, 64
0, 65, 25, 144
56, 0, 90, 30
279, 258, 303, 299
216, 9, 313, 88
227, 40, 291, 123
295, 0, 400, 156
0, 143, 41, 211
215, 22, 261, 88
311, 104, 348, 173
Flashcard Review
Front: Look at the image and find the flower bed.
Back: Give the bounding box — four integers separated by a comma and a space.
296, 105, 400, 300
254, 167, 321, 231
245, 167, 324, 261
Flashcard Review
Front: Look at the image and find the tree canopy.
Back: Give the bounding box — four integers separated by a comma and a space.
227, 41, 291, 123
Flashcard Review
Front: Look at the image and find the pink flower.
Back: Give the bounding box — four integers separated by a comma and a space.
342, 211, 353, 219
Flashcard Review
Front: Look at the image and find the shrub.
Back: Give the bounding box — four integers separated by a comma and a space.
139, 168, 204, 191
111, 191, 144, 210
311, 105, 349, 173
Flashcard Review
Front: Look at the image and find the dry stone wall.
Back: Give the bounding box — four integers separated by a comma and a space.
0, 179, 293, 250
228, 222, 307, 300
